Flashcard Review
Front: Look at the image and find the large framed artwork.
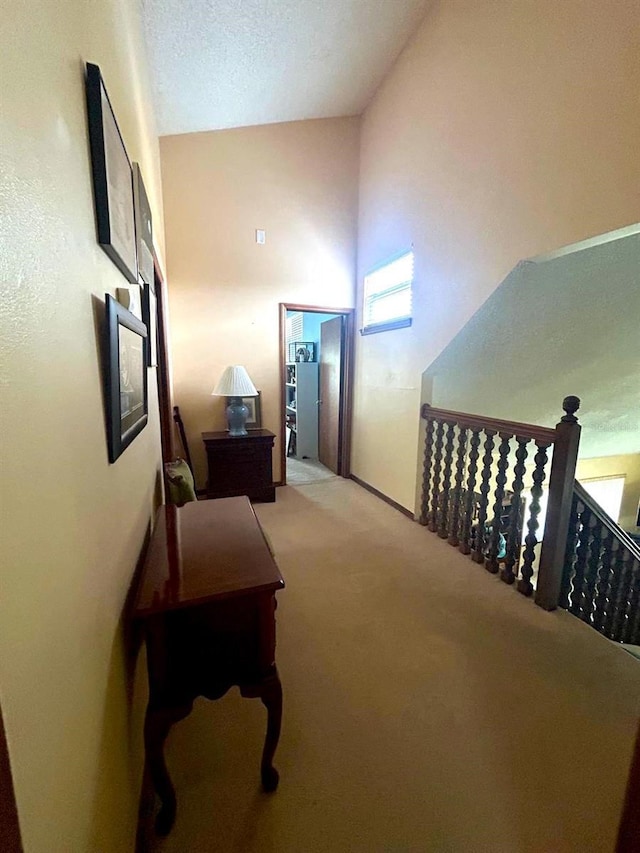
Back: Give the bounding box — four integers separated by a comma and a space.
86, 62, 138, 283
105, 294, 148, 462
133, 162, 154, 286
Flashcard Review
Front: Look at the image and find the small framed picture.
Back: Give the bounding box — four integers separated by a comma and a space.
86, 63, 138, 283
226, 391, 262, 429
105, 294, 148, 462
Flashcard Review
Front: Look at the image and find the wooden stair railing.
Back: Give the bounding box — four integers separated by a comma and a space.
420, 396, 581, 611
560, 480, 640, 644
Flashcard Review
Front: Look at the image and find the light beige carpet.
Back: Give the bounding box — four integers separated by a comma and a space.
149, 478, 640, 853
286, 457, 337, 485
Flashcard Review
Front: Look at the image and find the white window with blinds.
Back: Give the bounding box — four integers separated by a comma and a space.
286, 311, 303, 349
362, 249, 414, 334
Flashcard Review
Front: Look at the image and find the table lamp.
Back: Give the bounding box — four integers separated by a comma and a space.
211, 365, 258, 436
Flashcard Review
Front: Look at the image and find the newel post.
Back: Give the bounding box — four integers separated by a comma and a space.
535, 396, 581, 611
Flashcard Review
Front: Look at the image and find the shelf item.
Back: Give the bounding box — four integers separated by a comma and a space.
287, 341, 315, 363
285, 362, 318, 459
285, 426, 296, 457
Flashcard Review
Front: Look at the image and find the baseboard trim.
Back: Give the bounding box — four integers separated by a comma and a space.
349, 474, 414, 519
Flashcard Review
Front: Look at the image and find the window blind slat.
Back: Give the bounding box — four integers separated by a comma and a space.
365, 286, 412, 326
363, 251, 414, 331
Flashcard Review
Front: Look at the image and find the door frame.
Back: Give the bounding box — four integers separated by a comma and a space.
278, 303, 355, 486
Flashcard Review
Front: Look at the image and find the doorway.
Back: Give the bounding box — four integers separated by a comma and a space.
279, 303, 354, 486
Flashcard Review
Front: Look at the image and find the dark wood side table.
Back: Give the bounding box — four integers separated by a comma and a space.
133, 498, 285, 835
202, 429, 276, 502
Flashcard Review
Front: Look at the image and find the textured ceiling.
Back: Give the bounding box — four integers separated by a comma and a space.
141, 0, 430, 136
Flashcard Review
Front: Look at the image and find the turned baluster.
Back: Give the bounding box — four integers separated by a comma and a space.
419, 418, 435, 526
485, 433, 512, 574
429, 420, 445, 533
609, 549, 634, 641
625, 561, 640, 645
448, 426, 468, 546
620, 558, 640, 645
580, 515, 603, 625
501, 437, 529, 586
569, 505, 592, 618
459, 429, 480, 556
472, 429, 496, 564
603, 538, 625, 638
517, 440, 551, 596
558, 493, 581, 609
438, 421, 456, 538
592, 527, 614, 632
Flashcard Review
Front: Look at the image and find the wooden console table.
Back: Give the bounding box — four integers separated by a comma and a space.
202, 429, 276, 502
133, 497, 285, 835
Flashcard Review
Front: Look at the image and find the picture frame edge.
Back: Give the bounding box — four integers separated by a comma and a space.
105, 294, 148, 462
132, 162, 154, 288
86, 62, 138, 284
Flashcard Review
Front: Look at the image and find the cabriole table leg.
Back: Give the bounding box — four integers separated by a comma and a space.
144, 703, 191, 835
260, 671, 282, 792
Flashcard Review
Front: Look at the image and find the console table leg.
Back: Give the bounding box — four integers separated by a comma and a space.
260, 674, 282, 792
144, 705, 182, 835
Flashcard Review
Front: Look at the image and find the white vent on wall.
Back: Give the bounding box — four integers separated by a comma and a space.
286, 312, 303, 349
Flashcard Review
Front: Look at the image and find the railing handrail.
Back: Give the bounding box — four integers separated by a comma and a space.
574, 479, 640, 561
421, 403, 558, 444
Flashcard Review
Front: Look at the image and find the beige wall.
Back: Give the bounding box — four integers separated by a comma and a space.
354, 0, 640, 510
577, 455, 640, 533
425, 232, 640, 459
0, 0, 165, 850
160, 117, 360, 486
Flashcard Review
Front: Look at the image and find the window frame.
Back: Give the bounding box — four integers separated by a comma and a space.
361, 248, 414, 336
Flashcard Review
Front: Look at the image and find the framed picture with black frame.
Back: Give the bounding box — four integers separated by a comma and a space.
86, 62, 138, 283
105, 294, 148, 462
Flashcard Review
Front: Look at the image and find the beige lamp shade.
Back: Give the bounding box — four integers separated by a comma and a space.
211, 365, 258, 397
